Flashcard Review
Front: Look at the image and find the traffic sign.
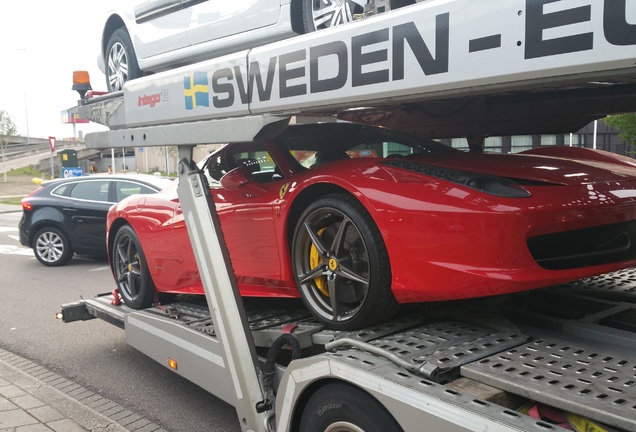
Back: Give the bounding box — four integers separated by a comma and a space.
48, 136, 56, 152
62, 167, 83, 178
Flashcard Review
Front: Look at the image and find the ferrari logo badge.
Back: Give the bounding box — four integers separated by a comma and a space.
328, 258, 338, 271
279, 183, 290, 199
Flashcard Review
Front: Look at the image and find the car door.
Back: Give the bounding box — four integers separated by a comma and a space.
63, 180, 113, 255
172, 143, 288, 295
129, 0, 191, 60
184, 0, 281, 46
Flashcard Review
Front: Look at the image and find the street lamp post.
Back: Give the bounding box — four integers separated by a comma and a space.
17, 49, 30, 146
2, 141, 6, 183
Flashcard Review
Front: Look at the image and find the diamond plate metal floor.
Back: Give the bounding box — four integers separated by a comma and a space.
462, 337, 636, 431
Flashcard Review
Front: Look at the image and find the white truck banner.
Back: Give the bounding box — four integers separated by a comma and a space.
124, 0, 636, 127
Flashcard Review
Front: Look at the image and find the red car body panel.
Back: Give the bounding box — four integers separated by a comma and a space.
106, 127, 636, 305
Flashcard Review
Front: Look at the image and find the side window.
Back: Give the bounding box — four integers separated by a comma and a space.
115, 181, 157, 202
69, 181, 111, 202
228, 147, 281, 183
288, 149, 351, 169
290, 150, 317, 168
348, 142, 413, 158
51, 183, 73, 197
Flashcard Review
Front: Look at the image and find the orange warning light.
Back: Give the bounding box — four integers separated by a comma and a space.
73, 71, 91, 86
168, 359, 178, 370
72, 71, 92, 99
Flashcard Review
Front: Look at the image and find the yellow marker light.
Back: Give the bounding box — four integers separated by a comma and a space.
54, 313, 63, 320
168, 359, 178, 370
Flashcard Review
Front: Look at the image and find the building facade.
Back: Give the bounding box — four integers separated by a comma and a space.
444, 120, 633, 156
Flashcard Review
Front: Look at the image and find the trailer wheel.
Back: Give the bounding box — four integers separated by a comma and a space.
292, 194, 398, 330
301, 0, 367, 32
111, 225, 155, 309
299, 382, 403, 432
32, 227, 74, 267
105, 27, 141, 92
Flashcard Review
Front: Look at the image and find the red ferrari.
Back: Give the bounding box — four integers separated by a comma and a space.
106, 122, 636, 329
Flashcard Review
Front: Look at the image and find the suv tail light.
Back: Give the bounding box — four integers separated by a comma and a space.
21, 187, 42, 211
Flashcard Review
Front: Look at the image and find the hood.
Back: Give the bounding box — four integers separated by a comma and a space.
396, 152, 636, 186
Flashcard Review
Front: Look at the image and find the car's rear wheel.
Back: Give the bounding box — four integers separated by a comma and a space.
302, 0, 367, 32
33, 227, 74, 267
112, 225, 155, 309
105, 28, 141, 92
292, 194, 398, 330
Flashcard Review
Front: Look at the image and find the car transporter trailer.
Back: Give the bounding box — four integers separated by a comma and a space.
60, 1, 636, 431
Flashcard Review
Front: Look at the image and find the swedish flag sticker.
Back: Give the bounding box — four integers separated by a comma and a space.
184, 72, 209, 110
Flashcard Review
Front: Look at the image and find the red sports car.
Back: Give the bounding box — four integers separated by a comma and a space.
106, 122, 636, 329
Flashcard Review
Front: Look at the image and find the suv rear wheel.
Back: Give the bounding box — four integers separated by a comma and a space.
33, 227, 74, 267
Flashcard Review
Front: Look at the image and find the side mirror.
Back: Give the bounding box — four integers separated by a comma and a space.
220, 166, 267, 195
220, 166, 251, 190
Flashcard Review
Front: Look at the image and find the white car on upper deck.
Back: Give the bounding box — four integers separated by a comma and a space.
98, 0, 419, 92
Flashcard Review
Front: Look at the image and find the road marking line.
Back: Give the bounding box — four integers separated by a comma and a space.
89, 266, 111, 272
0, 244, 33, 256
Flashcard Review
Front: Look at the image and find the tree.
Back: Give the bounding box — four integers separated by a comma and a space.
0, 110, 16, 140
604, 113, 636, 147
0, 110, 18, 182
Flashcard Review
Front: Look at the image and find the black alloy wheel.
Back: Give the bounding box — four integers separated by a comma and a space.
111, 225, 155, 309
292, 194, 398, 330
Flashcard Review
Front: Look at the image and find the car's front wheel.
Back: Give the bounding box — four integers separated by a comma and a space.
105, 28, 141, 92
292, 194, 398, 330
32, 227, 74, 267
301, 0, 367, 32
111, 225, 155, 309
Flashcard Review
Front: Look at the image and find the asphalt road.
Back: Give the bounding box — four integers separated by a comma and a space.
0, 210, 241, 432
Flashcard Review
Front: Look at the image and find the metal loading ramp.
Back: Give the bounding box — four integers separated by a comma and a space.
461, 338, 636, 431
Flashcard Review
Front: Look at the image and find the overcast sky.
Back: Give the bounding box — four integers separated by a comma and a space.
0, 1, 112, 140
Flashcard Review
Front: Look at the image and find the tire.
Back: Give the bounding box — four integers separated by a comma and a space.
301, 0, 367, 32
291, 194, 398, 330
32, 227, 74, 267
105, 27, 141, 92
299, 382, 403, 432
111, 225, 155, 309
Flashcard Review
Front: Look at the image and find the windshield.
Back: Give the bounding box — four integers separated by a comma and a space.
278, 123, 459, 168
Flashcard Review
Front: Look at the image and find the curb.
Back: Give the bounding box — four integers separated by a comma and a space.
0, 348, 167, 432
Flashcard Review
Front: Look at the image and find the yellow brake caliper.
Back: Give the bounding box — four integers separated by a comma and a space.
309, 228, 329, 296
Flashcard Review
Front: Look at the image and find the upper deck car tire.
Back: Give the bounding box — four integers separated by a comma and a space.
105, 28, 141, 92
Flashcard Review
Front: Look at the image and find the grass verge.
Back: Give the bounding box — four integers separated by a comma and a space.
0, 198, 23, 206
